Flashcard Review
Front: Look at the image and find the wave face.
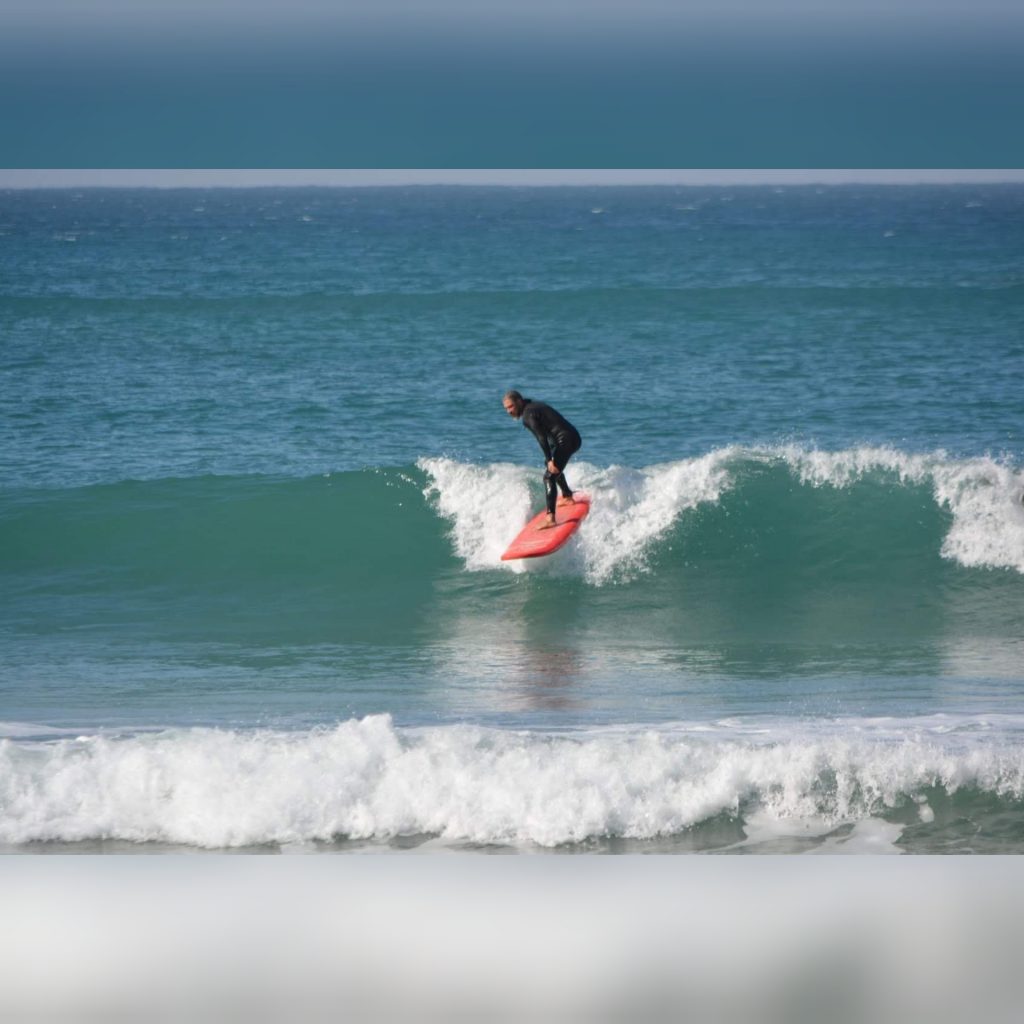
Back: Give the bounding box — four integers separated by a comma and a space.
423, 445, 1024, 583
1, 470, 451, 646
4, 447, 1023, 649
4, 715, 1024, 852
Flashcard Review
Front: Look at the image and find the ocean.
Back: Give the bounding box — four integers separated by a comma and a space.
2, 183, 1023, 853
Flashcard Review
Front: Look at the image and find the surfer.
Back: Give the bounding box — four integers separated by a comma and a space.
503, 390, 582, 528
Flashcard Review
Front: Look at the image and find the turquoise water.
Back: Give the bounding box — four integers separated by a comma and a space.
2, 185, 1023, 852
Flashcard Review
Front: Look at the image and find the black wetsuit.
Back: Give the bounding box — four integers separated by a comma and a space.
520, 399, 582, 516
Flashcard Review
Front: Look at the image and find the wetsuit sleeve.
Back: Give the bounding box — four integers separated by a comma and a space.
522, 409, 553, 461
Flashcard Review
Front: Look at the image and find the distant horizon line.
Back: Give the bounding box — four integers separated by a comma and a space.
2, 169, 1024, 189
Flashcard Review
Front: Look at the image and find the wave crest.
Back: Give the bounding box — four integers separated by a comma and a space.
421, 446, 1024, 581
4, 715, 1024, 849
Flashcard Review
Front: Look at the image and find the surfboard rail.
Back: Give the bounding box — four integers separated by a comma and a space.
500, 495, 590, 560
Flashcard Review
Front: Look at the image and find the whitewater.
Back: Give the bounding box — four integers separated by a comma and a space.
5, 713, 1024, 852
421, 445, 1024, 582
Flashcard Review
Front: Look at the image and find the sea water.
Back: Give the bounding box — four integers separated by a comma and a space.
2, 184, 1023, 852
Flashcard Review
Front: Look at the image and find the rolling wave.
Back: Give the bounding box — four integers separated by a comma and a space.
3, 714, 1024, 851
423, 445, 1024, 583
4, 447, 1022, 597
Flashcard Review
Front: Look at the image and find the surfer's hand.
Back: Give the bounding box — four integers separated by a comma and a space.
547, 460, 559, 475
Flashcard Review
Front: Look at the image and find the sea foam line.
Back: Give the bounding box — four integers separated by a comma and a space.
3, 715, 1024, 849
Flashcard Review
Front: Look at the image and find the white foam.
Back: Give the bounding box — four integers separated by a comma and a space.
419, 451, 734, 583
778, 444, 1024, 574
422, 446, 1024, 580
780, 443, 936, 488
420, 457, 533, 570
816, 818, 907, 854
0, 722, 167, 741
733, 810, 906, 854
0, 723, 81, 740
933, 457, 1024, 573
3, 715, 1024, 849
574, 454, 734, 582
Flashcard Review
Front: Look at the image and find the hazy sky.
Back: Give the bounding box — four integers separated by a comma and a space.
5, 3, 1024, 51
3, 3, 1022, 171
3, 170, 1024, 189
7, 1, 1023, 25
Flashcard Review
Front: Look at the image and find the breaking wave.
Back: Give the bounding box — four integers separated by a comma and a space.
4, 714, 1024, 850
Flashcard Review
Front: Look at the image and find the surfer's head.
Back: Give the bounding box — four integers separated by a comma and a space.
503, 390, 526, 419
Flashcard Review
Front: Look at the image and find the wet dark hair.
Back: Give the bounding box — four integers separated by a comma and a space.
504, 389, 526, 405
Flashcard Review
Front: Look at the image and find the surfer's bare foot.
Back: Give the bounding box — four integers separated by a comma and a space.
538, 517, 557, 530
558, 496, 575, 506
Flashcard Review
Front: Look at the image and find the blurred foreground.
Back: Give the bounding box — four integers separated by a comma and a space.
2, 857, 1023, 1023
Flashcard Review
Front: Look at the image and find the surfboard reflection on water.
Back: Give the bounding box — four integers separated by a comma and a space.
427, 577, 590, 718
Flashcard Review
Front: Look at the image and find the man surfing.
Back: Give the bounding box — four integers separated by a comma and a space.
502, 390, 582, 529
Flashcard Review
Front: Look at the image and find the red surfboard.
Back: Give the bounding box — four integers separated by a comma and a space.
500, 495, 590, 560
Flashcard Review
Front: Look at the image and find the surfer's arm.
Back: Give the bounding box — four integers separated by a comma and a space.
522, 410, 553, 461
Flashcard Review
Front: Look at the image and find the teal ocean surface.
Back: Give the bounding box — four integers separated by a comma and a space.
2, 185, 1023, 852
